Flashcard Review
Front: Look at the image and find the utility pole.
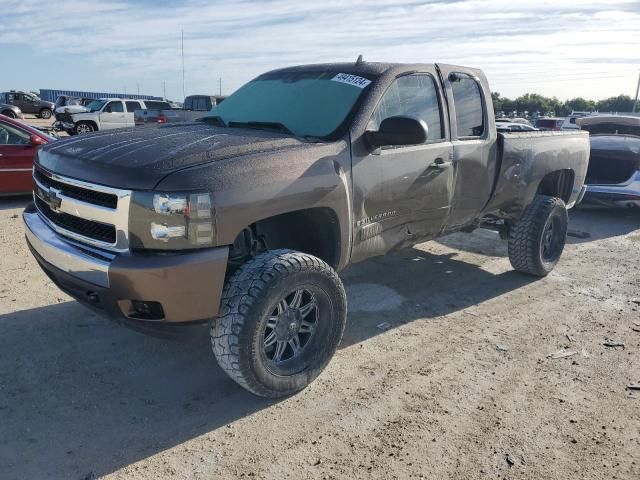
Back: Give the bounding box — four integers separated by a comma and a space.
163, 81, 167, 100
219, 78, 222, 96
181, 30, 185, 100
633, 71, 640, 113
136, 83, 140, 95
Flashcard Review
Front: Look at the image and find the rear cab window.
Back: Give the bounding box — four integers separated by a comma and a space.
449, 73, 485, 138
125, 101, 142, 112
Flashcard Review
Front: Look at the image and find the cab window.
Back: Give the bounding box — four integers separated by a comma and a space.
0, 123, 30, 145
450, 73, 485, 138
104, 101, 124, 113
125, 101, 142, 112
369, 74, 443, 142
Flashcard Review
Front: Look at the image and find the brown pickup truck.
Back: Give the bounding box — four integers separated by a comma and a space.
24, 61, 589, 397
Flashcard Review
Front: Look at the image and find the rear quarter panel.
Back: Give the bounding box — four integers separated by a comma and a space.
483, 131, 589, 218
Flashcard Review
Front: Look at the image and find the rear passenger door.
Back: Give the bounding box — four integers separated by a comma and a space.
437, 65, 497, 228
125, 101, 143, 127
100, 101, 127, 129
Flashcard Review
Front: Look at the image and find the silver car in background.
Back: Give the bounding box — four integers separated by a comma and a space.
577, 115, 640, 208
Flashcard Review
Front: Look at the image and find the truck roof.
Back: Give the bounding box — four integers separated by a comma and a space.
268, 62, 483, 79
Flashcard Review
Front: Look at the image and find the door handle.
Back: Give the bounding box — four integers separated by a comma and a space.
429, 158, 452, 169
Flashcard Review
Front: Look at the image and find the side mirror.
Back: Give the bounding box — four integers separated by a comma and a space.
30, 134, 47, 146
365, 116, 428, 149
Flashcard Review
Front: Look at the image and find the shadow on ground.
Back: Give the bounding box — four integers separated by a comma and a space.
567, 206, 640, 243
0, 195, 30, 212
0, 241, 537, 479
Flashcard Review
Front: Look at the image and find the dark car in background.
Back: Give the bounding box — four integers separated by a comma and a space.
0, 103, 23, 119
577, 115, 640, 208
0, 91, 55, 119
0, 114, 55, 195
535, 117, 565, 131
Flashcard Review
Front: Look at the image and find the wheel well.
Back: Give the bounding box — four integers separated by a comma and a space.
1, 109, 15, 117
77, 120, 97, 130
537, 169, 574, 203
230, 208, 341, 270
40, 107, 51, 112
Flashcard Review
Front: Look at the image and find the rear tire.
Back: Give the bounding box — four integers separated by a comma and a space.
211, 249, 347, 398
508, 195, 568, 276
1, 110, 16, 119
39, 108, 52, 119
75, 122, 95, 134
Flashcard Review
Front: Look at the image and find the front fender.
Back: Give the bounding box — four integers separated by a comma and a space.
156, 140, 353, 269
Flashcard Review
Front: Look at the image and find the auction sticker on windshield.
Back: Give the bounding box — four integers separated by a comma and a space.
332, 73, 372, 88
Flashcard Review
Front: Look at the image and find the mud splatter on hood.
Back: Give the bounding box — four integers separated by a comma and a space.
36, 122, 312, 190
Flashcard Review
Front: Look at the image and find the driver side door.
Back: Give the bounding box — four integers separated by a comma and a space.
99, 101, 126, 130
350, 72, 454, 262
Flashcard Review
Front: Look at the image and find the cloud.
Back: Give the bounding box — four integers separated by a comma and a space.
0, 0, 638, 100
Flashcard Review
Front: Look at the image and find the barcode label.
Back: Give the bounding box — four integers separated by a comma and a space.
331, 73, 372, 89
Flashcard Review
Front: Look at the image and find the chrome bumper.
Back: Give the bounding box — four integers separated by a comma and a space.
24, 209, 111, 287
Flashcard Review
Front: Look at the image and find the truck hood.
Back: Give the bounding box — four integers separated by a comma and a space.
36, 122, 311, 190
56, 105, 88, 114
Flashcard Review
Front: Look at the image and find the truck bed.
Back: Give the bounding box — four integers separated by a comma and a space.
483, 130, 590, 217
134, 108, 206, 126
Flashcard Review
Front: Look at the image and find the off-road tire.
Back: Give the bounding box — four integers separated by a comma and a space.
211, 249, 347, 398
1, 109, 16, 118
508, 195, 568, 276
75, 122, 95, 134
39, 108, 52, 119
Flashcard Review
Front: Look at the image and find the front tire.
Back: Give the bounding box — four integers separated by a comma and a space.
39, 108, 52, 119
211, 249, 347, 398
1, 109, 16, 119
75, 122, 95, 134
508, 195, 568, 276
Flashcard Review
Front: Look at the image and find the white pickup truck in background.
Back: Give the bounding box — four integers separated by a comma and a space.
54, 98, 171, 135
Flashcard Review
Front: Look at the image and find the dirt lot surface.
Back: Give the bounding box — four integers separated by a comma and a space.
1, 196, 639, 480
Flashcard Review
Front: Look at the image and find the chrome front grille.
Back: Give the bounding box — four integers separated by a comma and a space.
33, 166, 131, 252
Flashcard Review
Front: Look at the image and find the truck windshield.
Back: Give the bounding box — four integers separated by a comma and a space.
206, 71, 373, 139
86, 100, 107, 112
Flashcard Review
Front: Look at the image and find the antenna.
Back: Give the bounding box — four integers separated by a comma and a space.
356, 54, 364, 66
633, 71, 640, 113
181, 30, 185, 100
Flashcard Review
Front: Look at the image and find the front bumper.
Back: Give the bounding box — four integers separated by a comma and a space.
24, 204, 229, 323
53, 120, 75, 131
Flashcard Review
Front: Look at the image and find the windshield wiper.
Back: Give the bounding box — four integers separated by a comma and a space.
228, 121, 294, 135
200, 115, 226, 127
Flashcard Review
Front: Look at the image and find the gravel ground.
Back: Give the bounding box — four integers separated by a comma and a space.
0, 196, 638, 480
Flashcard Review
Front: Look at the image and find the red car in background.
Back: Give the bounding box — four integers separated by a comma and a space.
0, 114, 55, 195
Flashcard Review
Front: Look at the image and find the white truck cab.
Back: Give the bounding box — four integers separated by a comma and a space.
55, 98, 151, 135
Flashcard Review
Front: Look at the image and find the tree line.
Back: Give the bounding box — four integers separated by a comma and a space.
492, 93, 637, 117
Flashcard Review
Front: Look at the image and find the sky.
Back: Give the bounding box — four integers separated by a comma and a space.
1, 0, 638, 102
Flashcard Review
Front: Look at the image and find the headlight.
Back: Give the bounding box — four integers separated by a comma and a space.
129, 191, 215, 250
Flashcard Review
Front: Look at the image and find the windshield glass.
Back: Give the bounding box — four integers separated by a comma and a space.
206, 71, 373, 138
86, 100, 107, 112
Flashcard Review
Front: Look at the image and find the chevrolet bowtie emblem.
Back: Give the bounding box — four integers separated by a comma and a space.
46, 187, 63, 212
